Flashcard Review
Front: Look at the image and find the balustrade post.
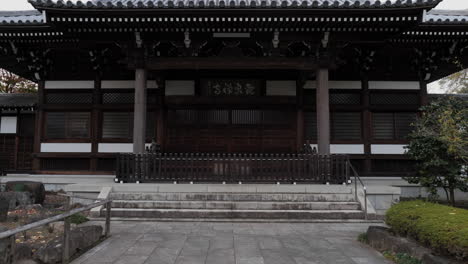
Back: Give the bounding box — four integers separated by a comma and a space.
62, 216, 71, 264
105, 201, 111, 237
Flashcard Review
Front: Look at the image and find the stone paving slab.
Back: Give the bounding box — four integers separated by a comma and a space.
72, 221, 391, 264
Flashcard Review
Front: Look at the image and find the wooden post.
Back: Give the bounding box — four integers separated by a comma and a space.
32, 81, 45, 171
105, 201, 111, 237
361, 77, 372, 175
90, 75, 101, 171
296, 77, 305, 152
62, 216, 71, 264
316, 68, 330, 155
419, 81, 428, 106
133, 68, 147, 154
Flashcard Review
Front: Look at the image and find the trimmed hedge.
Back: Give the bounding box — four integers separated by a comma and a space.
385, 200, 468, 261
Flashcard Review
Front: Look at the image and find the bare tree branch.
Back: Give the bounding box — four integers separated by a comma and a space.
0, 68, 37, 94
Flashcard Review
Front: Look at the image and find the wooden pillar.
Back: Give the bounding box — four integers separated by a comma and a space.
90, 76, 101, 171
32, 81, 45, 171
296, 77, 305, 152
156, 78, 166, 151
316, 68, 330, 155
361, 77, 372, 175
133, 68, 147, 153
419, 81, 428, 106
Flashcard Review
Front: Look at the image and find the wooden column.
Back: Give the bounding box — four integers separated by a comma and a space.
133, 68, 147, 153
419, 81, 428, 106
32, 81, 45, 171
90, 75, 101, 171
296, 77, 305, 152
361, 77, 372, 175
316, 68, 330, 155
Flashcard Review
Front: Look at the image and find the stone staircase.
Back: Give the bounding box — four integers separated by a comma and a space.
102, 184, 366, 221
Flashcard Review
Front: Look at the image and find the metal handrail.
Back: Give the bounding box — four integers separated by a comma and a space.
347, 161, 368, 220
0, 199, 112, 264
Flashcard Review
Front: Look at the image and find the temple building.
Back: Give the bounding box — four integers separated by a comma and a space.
0, 0, 467, 181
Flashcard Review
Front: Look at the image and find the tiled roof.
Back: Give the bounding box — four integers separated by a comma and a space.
28, 0, 441, 9
0, 10, 44, 25
0, 93, 37, 109
424, 9, 468, 24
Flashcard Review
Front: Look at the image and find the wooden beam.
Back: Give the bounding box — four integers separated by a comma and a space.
141, 57, 321, 71
361, 77, 372, 175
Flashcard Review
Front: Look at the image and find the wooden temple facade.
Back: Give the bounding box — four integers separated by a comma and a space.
0, 0, 467, 180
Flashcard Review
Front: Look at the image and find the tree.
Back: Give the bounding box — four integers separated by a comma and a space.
438, 68, 468, 94
0, 68, 37, 93
405, 96, 468, 206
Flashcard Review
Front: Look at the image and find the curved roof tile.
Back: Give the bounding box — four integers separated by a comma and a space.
27, 0, 441, 9
425, 9, 468, 24
0, 10, 45, 25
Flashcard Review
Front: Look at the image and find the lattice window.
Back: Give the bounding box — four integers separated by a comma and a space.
102, 112, 156, 139
330, 93, 361, 105
41, 158, 90, 171
46, 92, 93, 104
372, 112, 416, 140
102, 92, 134, 104
232, 110, 262, 125
197, 110, 229, 125
45, 112, 90, 139
331, 112, 361, 140
370, 93, 419, 105
304, 112, 317, 140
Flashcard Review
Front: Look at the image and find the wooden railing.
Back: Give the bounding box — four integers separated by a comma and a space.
0, 199, 112, 264
116, 153, 350, 184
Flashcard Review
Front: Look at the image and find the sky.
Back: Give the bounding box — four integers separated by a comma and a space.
1, 0, 467, 93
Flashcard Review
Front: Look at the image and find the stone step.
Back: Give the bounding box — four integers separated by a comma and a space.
108, 208, 365, 219
111, 200, 360, 210
109, 192, 355, 202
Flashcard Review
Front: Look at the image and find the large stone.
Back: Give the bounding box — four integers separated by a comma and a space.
6, 181, 46, 205
34, 225, 103, 264
0, 196, 8, 221
421, 254, 465, 264
0, 192, 33, 210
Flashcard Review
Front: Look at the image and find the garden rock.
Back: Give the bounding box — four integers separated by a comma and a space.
0, 192, 33, 210
421, 254, 465, 264
0, 196, 8, 221
6, 181, 46, 205
35, 225, 103, 264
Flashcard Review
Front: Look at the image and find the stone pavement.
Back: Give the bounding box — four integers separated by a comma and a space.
72, 221, 391, 264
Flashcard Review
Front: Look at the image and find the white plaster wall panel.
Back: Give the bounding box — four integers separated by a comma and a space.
45, 80, 94, 89
266, 81, 296, 96
165, 81, 195, 96
308, 144, 364, 154
40, 143, 92, 153
304, 81, 361, 89
101, 80, 158, 89
330, 144, 365, 154
98, 143, 152, 153
369, 81, 420, 90
0, 116, 17, 134
371, 144, 407, 154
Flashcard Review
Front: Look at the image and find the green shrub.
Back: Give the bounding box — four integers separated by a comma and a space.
69, 213, 89, 225
383, 251, 422, 264
385, 200, 468, 261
